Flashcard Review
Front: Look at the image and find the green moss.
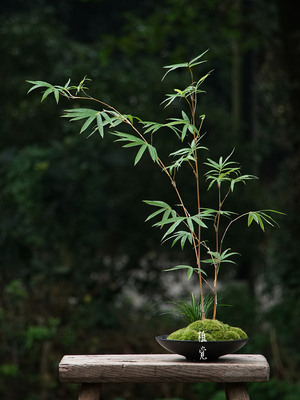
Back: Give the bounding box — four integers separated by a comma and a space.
204, 333, 214, 341
167, 328, 186, 340
180, 329, 199, 340
223, 330, 240, 340
210, 330, 227, 341
228, 326, 248, 339
187, 320, 206, 332
188, 319, 224, 333
167, 319, 248, 341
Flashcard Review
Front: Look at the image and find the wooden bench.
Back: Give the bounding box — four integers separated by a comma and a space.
59, 354, 270, 400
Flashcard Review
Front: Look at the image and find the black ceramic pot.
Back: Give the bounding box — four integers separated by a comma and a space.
156, 335, 248, 362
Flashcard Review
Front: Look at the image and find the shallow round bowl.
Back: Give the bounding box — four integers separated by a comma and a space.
156, 335, 248, 362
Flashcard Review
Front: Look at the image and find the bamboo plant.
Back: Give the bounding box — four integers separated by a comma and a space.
27, 51, 281, 321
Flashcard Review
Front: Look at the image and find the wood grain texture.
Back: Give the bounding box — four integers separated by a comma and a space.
225, 383, 250, 400
59, 354, 270, 384
78, 384, 101, 400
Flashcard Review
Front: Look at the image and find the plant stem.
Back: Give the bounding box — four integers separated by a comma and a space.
212, 183, 222, 319
189, 65, 205, 320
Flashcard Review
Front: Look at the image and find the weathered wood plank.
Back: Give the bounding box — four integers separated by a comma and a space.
225, 382, 250, 400
59, 354, 269, 384
78, 384, 101, 400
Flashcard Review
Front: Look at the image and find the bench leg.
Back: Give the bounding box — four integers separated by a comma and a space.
78, 383, 101, 400
225, 383, 250, 400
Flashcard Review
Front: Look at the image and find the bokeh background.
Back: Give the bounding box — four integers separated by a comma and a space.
1, 1, 300, 399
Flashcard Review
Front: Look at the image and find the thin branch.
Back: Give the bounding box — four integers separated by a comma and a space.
220, 212, 248, 254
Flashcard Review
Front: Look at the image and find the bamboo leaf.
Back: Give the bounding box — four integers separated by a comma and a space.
202, 248, 239, 266
191, 215, 208, 228
80, 115, 96, 134
143, 200, 171, 208
41, 87, 54, 102
145, 208, 166, 222
181, 124, 188, 141
188, 50, 209, 67
147, 144, 158, 163
181, 110, 190, 122
54, 89, 59, 104
162, 62, 188, 81
96, 113, 104, 137
153, 216, 184, 227
248, 212, 259, 226
164, 265, 194, 280
256, 215, 265, 231
162, 220, 182, 240
168, 230, 193, 249
143, 121, 164, 134
113, 131, 144, 146
26, 80, 53, 94
247, 210, 284, 231
162, 209, 172, 223
134, 144, 147, 165
63, 108, 99, 121
161, 93, 179, 108
64, 78, 71, 88
187, 267, 194, 280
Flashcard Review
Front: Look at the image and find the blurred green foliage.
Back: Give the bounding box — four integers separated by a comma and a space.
0, 0, 300, 399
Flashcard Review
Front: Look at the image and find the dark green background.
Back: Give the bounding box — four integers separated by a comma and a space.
1, 1, 299, 399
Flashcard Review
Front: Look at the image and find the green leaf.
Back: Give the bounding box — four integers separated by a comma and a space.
64, 78, 71, 88
145, 208, 166, 222
143, 200, 171, 208
161, 92, 181, 108
26, 80, 52, 94
143, 121, 164, 134
181, 110, 190, 122
190, 215, 208, 228
112, 131, 144, 147
188, 50, 209, 67
27, 80, 75, 103
153, 215, 183, 227
257, 214, 265, 231
164, 265, 194, 280
161, 209, 172, 224
186, 217, 195, 233
166, 137, 208, 173
204, 150, 250, 190
161, 62, 188, 81
168, 230, 193, 249
161, 220, 182, 240
202, 248, 239, 266
147, 144, 158, 163
248, 211, 258, 226
230, 174, 258, 192
144, 200, 176, 224
247, 210, 284, 231
161, 50, 209, 81
134, 144, 147, 165
54, 89, 59, 104
112, 132, 158, 164
41, 87, 54, 102
80, 115, 96, 134
105, 114, 124, 127
96, 113, 104, 137
63, 108, 99, 121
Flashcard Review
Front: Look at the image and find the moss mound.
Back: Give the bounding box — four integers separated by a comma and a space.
167, 319, 247, 341
188, 319, 224, 333
168, 328, 188, 340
